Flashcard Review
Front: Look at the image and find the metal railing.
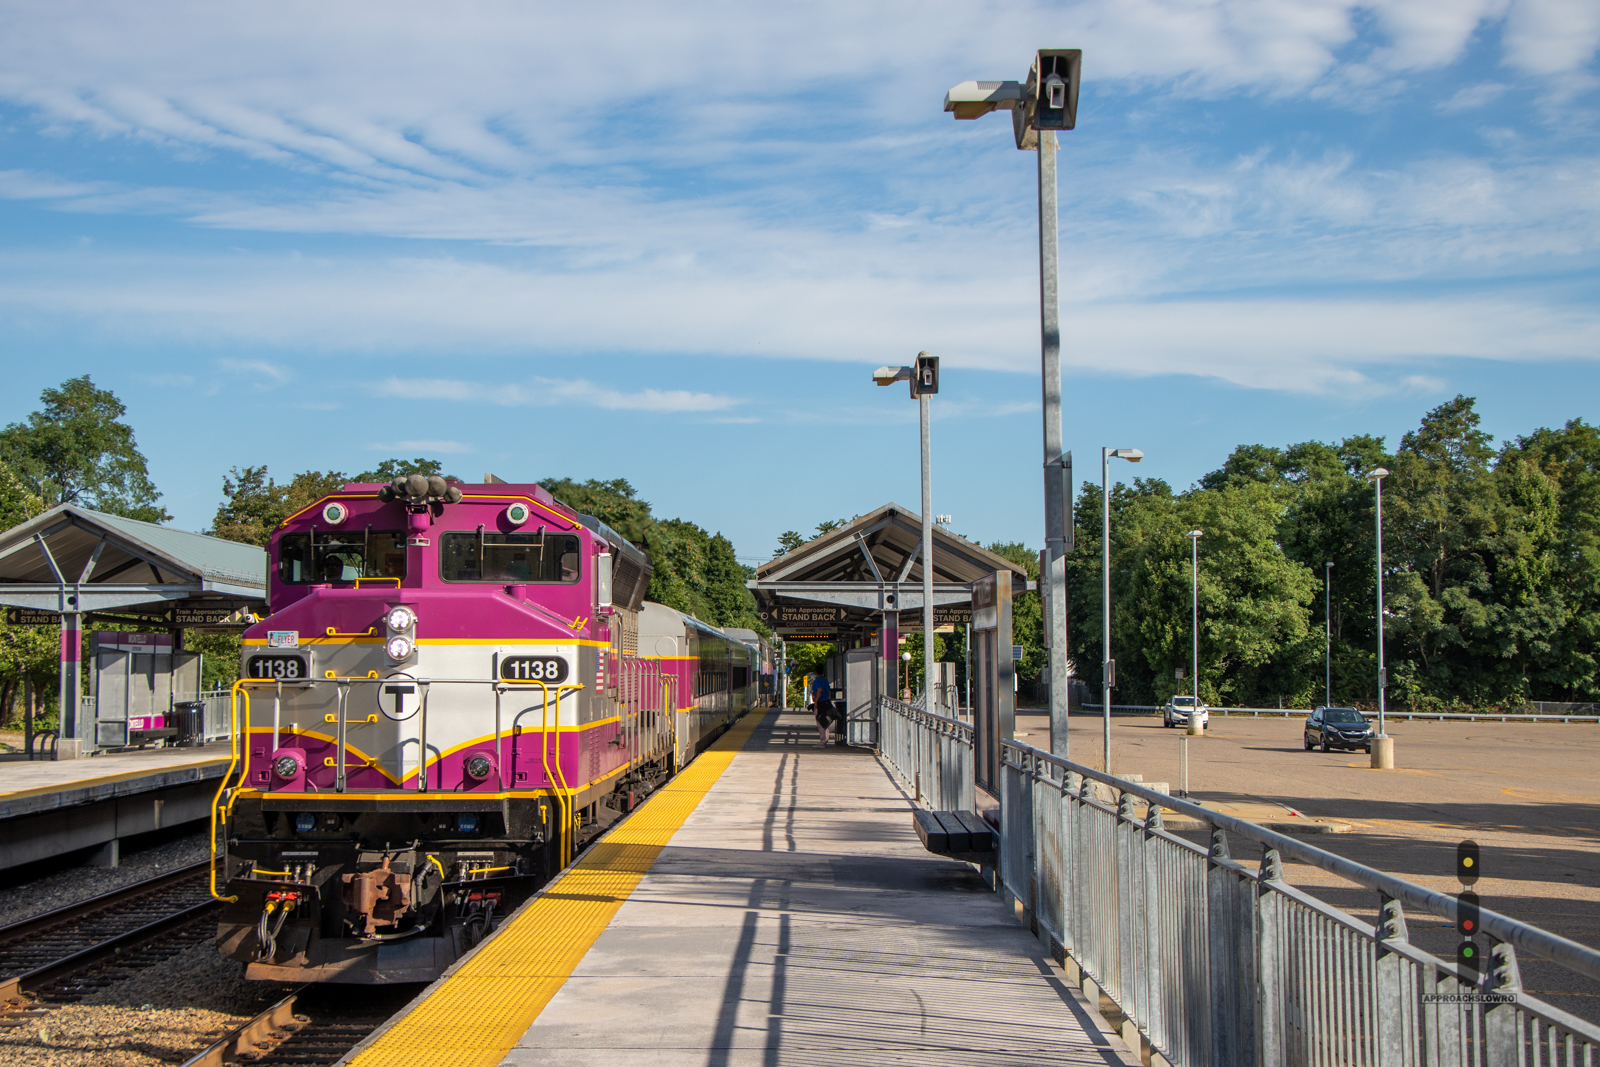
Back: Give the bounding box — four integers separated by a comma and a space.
1077, 703, 1600, 724
878, 697, 1600, 1066
878, 697, 973, 812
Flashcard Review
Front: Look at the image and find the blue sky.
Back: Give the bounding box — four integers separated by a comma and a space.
0, 0, 1596, 565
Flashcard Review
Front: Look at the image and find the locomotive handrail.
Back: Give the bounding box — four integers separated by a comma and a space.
209, 681, 251, 903
353, 576, 401, 588
324, 626, 377, 637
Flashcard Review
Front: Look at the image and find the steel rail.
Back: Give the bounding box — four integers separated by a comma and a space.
0, 897, 220, 1001
0, 859, 212, 949
999, 737, 1600, 984
178, 988, 305, 1067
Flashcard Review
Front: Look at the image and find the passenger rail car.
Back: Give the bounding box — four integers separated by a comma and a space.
210, 477, 764, 983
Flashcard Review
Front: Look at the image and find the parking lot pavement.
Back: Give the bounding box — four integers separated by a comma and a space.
1014, 710, 1600, 1019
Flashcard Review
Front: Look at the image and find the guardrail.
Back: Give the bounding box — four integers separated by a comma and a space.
1078, 703, 1600, 724
878, 697, 1600, 1066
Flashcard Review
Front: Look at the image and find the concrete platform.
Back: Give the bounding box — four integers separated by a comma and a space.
0, 748, 229, 870
506, 709, 1137, 1067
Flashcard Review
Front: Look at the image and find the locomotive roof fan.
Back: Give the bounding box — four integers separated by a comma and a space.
377, 472, 463, 507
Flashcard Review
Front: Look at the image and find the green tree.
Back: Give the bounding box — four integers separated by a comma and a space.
542, 477, 768, 635
1504, 419, 1600, 700
1068, 476, 1317, 707
775, 530, 805, 556
987, 542, 1044, 686
0, 460, 46, 533
210, 465, 350, 546
354, 458, 456, 483
0, 375, 169, 522
542, 477, 653, 543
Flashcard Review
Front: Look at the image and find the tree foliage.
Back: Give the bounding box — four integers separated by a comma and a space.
0, 376, 169, 522
541, 477, 768, 635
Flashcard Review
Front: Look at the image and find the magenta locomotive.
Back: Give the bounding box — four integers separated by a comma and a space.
210, 475, 769, 982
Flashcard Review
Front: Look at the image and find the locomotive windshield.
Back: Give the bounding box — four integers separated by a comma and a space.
441, 531, 581, 583
278, 531, 407, 584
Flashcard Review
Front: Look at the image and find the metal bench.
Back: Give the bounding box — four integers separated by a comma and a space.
912, 809, 997, 864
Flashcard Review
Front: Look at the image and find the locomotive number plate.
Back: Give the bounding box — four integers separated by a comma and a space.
248, 654, 309, 680
500, 656, 568, 683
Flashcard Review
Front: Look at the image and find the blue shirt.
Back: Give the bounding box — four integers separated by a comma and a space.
810, 676, 831, 703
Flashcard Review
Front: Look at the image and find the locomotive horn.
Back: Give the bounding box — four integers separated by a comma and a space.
427, 475, 448, 499
406, 473, 429, 500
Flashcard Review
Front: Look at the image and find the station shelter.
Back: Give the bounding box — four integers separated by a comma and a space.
0, 504, 266, 757
748, 503, 1028, 750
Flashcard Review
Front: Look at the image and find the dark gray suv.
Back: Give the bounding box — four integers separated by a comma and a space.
1304, 707, 1373, 752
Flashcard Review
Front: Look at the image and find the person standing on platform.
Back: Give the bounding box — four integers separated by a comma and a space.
810, 673, 833, 746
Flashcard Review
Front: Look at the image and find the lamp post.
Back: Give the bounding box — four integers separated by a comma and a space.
1324, 561, 1334, 708
945, 49, 1082, 760
1101, 446, 1143, 772
1366, 468, 1394, 769
1188, 530, 1202, 728
875, 355, 939, 693
901, 650, 913, 699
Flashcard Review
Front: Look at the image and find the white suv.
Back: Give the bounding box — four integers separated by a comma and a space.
1163, 695, 1209, 729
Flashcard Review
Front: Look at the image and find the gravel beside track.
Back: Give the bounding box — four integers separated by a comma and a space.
0, 832, 210, 927
0, 943, 300, 1066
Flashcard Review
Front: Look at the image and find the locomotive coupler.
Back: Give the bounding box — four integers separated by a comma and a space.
340, 847, 442, 939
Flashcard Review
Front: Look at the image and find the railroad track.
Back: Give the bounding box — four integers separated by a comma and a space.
0, 859, 220, 1003
180, 985, 413, 1067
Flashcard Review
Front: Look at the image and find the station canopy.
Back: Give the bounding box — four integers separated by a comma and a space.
0, 504, 267, 628
749, 503, 1027, 645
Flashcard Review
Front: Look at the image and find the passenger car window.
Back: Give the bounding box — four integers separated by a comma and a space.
441, 531, 581, 583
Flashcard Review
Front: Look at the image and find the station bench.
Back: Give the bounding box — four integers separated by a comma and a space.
912, 809, 998, 864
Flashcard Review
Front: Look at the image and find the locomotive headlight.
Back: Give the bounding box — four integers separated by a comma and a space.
505, 502, 530, 526
385, 606, 417, 632
322, 501, 349, 525
273, 754, 302, 780
386, 635, 415, 660
466, 754, 494, 781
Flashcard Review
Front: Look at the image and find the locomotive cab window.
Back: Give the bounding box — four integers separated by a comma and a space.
278, 531, 407, 584
441, 531, 581, 583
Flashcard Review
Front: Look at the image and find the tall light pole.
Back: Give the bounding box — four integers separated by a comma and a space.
1101, 446, 1142, 772
874, 354, 939, 690
1188, 530, 1202, 709
1366, 468, 1394, 769
946, 50, 1082, 760
1324, 561, 1334, 708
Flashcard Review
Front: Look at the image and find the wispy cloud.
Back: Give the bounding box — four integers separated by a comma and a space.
217, 357, 291, 387
376, 376, 742, 413
368, 439, 473, 454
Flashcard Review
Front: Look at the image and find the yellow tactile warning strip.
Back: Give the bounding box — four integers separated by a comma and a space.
346, 709, 767, 1067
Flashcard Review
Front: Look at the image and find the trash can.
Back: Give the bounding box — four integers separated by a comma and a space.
173, 701, 207, 747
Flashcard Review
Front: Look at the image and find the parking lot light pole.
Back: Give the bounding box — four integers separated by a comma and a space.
874, 355, 939, 686
945, 50, 1082, 761
1366, 468, 1395, 769
1324, 561, 1334, 708
1102, 447, 1142, 772
1188, 530, 1202, 729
